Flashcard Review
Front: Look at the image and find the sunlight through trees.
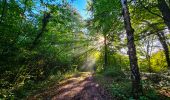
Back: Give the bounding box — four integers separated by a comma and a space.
0, 0, 170, 99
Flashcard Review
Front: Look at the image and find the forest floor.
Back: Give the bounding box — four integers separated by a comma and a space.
27, 71, 170, 100
28, 72, 113, 100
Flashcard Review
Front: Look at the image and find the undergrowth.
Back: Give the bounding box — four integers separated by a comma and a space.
94, 67, 170, 100
0, 69, 78, 99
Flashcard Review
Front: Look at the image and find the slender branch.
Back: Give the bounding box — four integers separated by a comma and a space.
138, 0, 164, 19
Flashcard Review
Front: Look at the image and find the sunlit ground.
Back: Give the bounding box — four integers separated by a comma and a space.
29, 72, 103, 100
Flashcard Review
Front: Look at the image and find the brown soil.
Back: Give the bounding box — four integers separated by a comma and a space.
28, 72, 113, 100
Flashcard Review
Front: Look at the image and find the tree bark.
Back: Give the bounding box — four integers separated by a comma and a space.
157, 0, 170, 30
121, 0, 142, 99
157, 32, 170, 68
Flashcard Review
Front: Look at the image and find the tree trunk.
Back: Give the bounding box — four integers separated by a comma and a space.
146, 40, 152, 73
30, 12, 51, 49
157, 32, 170, 68
157, 0, 170, 30
144, 20, 170, 69
121, 0, 142, 98
104, 34, 108, 69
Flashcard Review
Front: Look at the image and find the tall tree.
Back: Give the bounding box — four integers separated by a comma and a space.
157, 0, 170, 30
104, 33, 108, 68
131, 0, 170, 69
87, 0, 122, 69
31, 12, 51, 49
144, 21, 170, 68
157, 0, 170, 68
121, 0, 142, 98
157, 32, 170, 68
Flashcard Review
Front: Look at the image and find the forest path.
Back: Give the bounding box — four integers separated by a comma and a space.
28, 72, 112, 100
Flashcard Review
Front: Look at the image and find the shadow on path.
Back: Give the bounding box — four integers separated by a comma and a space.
28, 72, 112, 100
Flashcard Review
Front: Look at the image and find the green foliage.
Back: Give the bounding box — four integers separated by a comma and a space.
1, 0, 170, 99
144, 89, 160, 100
109, 53, 130, 70
141, 79, 169, 100
96, 71, 170, 100
110, 80, 131, 99
139, 50, 169, 73
94, 72, 131, 99
0, 0, 87, 99
139, 59, 149, 72
96, 52, 130, 73
150, 51, 168, 72
103, 67, 125, 78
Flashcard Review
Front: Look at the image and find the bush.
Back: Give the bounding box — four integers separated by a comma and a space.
110, 80, 131, 99
103, 67, 125, 78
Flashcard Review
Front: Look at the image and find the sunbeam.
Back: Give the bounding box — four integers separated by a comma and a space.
80, 51, 101, 72
76, 35, 104, 72
71, 35, 105, 57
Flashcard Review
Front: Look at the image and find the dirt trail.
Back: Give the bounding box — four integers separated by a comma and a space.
28, 72, 112, 100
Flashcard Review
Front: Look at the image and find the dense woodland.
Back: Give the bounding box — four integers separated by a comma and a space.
0, 0, 170, 100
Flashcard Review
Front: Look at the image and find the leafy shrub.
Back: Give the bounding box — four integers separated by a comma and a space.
103, 67, 125, 78
150, 51, 168, 73
110, 80, 131, 99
